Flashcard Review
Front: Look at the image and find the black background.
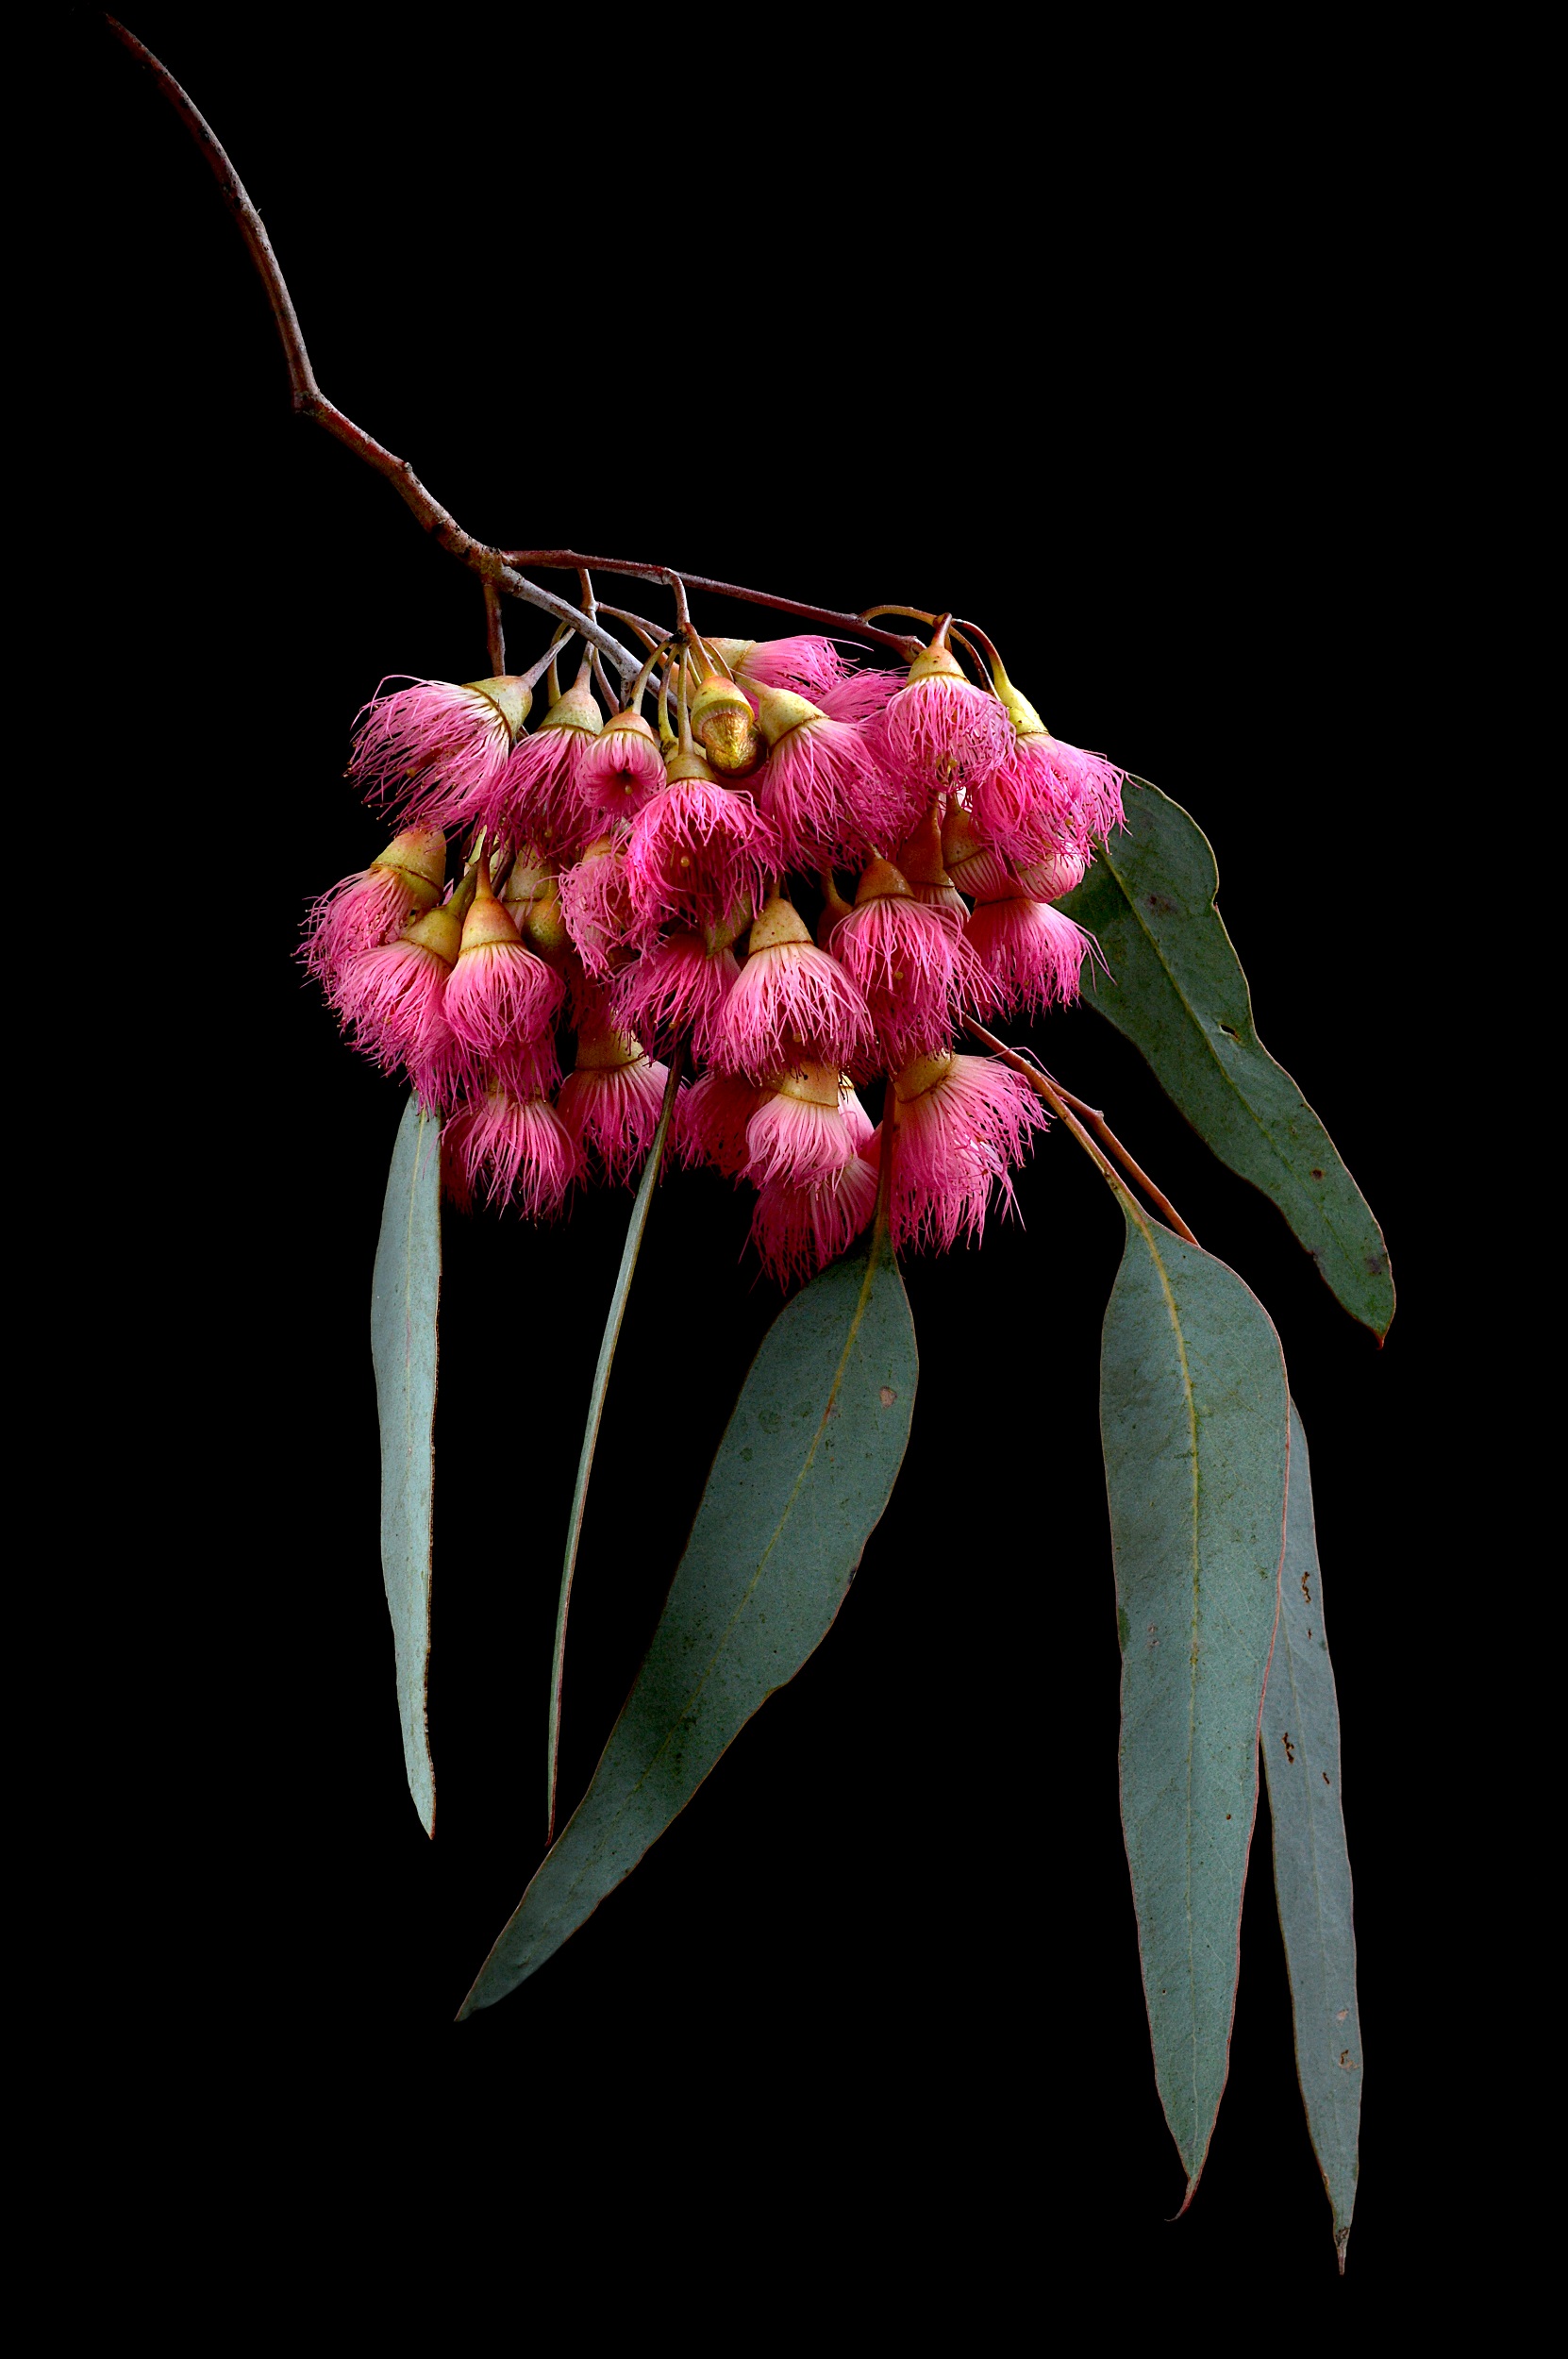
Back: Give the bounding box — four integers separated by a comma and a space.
61, 8, 1465, 2307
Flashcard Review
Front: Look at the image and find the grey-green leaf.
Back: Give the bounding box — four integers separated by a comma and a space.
370, 1095, 442, 1836
459, 1226, 917, 2016
1262, 1400, 1361, 2270
1102, 1200, 1289, 2203
1059, 780, 1393, 1339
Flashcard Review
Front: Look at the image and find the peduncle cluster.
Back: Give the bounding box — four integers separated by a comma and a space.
304, 614, 1125, 1282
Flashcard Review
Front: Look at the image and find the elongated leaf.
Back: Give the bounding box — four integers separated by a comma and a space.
1060, 780, 1393, 1339
1262, 1400, 1361, 2269
459, 1225, 917, 2016
548, 1060, 680, 1838
370, 1095, 442, 1836
1102, 1198, 1289, 2202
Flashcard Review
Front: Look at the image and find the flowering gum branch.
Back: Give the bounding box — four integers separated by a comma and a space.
502, 557, 926, 662
104, 17, 645, 683
106, 20, 929, 683
960, 1017, 1200, 1245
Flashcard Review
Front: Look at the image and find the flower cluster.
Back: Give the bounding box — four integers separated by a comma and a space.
304, 624, 1123, 1282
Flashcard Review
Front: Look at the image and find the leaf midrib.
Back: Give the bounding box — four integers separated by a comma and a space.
1130, 1205, 1205, 2152
547, 1241, 885, 1923
1100, 796, 1365, 1271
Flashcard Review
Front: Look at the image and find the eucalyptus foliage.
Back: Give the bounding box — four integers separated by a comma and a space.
108, 18, 1389, 2275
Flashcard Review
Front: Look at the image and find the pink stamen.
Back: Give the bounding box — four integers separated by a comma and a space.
830, 895, 987, 1067
626, 781, 778, 932
750, 1158, 879, 1285
610, 931, 739, 1059
759, 712, 916, 869
444, 1088, 578, 1217
966, 895, 1096, 1016
350, 678, 514, 832
887, 1055, 1050, 1252
716, 937, 875, 1077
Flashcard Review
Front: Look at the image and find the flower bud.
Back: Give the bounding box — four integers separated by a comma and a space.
941, 804, 1013, 902
692, 677, 764, 778
523, 881, 573, 969
501, 845, 558, 925
895, 804, 967, 923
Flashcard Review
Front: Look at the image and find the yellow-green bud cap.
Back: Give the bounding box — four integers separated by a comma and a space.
752, 683, 825, 749
746, 894, 813, 954
904, 641, 967, 689
371, 828, 447, 909
404, 902, 461, 965
893, 1050, 956, 1104
854, 858, 915, 907
540, 675, 603, 736
664, 743, 719, 786
776, 1058, 841, 1110
459, 861, 521, 952
464, 678, 534, 740
705, 637, 757, 676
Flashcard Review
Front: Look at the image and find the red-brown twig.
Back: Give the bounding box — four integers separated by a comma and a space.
105, 17, 645, 681
502, 555, 924, 660
961, 1017, 1200, 1245
482, 581, 507, 676
108, 21, 928, 685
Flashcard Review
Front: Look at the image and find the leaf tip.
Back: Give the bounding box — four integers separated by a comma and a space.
1335, 2227, 1351, 2276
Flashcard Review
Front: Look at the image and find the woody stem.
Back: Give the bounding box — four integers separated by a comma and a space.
482, 581, 507, 675
106, 17, 646, 685
506, 557, 925, 659
960, 1017, 1200, 1245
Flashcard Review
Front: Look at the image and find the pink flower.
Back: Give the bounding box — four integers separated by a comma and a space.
750, 684, 913, 867
881, 637, 1011, 794
839, 1080, 876, 1156
710, 634, 857, 701
303, 827, 447, 1000
576, 711, 668, 828
489, 1029, 563, 1102
971, 731, 1125, 864
444, 1084, 578, 1218
975, 669, 1125, 861
750, 1155, 879, 1286
716, 895, 874, 1075
610, 930, 739, 1059
819, 666, 902, 728
883, 1051, 1050, 1252
443, 867, 565, 1060
556, 1012, 671, 1183
673, 1068, 768, 1178
338, 901, 461, 1090
350, 678, 529, 832
744, 1059, 858, 1187
487, 668, 603, 848
626, 764, 778, 932
965, 893, 1095, 1016
829, 859, 987, 1067
558, 834, 642, 980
